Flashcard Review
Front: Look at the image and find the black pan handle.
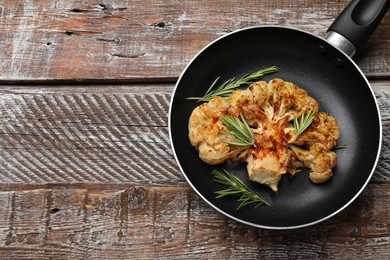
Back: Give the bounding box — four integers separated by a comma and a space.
326, 0, 390, 57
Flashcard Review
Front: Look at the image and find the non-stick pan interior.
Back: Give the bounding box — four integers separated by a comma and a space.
170, 27, 381, 228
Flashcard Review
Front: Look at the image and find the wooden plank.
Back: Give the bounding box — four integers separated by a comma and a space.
0, 0, 388, 81
374, 82, 390, 183
1, 82, 390, 184
0, 185, 387, 259
0, 85, 182, 184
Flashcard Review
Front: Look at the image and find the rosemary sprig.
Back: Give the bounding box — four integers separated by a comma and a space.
187, 66, 279, 102
294, 110, 316, 137
212, 168, 271, 210
220, 113, 255, 147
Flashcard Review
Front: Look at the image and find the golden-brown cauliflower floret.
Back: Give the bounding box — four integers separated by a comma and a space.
289, 143, 337, 183
188, 96, 245, 165
227, 88, 263, 126
293, 112, 340, 150
268, 78, 319, 121
248, 81, 274, 122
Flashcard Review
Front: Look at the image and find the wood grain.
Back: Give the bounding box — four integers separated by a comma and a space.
374, 82, 390, 183
0, 0, 389, 81
1, 82, 389, 184
0, 1, 389, 258
0, 85, 182, 184
0, 185, 388, 259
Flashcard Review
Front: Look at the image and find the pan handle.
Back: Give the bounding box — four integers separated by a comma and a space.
325, 0, 390, 57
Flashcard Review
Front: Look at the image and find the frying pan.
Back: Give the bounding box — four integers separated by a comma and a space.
169, 0, 389, 229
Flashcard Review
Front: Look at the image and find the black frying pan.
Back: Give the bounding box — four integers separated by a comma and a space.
169, 0, 389, 229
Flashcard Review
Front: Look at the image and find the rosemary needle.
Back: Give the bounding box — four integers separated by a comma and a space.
187, 66, 279, 102
294, 110, 316, 137
220, 113, 255, 147
212, 168, 271, 210
334, 144, 347, 150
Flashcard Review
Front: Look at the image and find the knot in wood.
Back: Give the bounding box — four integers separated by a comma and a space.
126, 186, 147, 207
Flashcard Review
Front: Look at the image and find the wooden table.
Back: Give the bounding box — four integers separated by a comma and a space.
0, 1, 389, 259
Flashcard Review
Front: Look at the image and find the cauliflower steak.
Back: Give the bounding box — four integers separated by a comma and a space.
188, 78, 340, 191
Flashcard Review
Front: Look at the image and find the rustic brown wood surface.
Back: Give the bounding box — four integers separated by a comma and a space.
0, 0, 389, 82
0, 0, 389, 259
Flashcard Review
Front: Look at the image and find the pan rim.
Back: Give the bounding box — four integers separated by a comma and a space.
168, 25, 383, 229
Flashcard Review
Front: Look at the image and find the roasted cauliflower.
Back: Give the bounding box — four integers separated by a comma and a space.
188, 78, 340, 192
